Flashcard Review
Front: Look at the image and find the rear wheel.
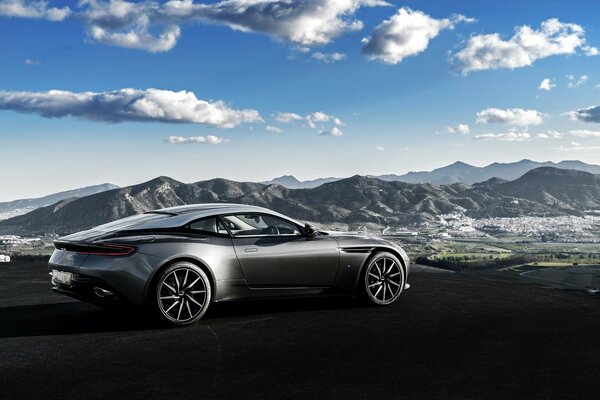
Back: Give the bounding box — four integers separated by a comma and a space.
154, 262, 211, 326
362, 252, 404, 305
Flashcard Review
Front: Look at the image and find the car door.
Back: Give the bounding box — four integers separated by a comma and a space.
224, 213, 340, 287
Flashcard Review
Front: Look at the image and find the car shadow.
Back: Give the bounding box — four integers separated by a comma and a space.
0, 296, 367, 338
205, 296, 366, 320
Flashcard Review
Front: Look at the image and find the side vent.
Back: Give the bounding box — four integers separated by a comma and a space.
339, 247, 374, 254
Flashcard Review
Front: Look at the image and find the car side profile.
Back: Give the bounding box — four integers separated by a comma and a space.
49, 203, 410, 325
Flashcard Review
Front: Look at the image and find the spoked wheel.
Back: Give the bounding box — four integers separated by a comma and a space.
155, 262, 211, 326
363, 252, 405, 305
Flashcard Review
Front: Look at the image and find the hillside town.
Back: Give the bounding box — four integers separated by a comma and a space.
382, 213, 600, 242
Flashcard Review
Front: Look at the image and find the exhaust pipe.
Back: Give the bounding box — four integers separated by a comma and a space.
94, 287, 114, 298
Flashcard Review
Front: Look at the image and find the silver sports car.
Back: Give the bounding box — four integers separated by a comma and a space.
49, 203, 410, 325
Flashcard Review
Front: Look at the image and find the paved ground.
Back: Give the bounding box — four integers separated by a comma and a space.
0, 261, 599, 400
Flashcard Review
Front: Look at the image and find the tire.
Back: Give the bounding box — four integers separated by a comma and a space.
153, 262, 212, 326
361, 252, 405, 306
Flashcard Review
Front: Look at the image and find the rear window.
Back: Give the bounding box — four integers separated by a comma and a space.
93, 213, 169, 232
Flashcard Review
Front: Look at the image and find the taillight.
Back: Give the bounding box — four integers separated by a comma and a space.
78, 244, 136, 256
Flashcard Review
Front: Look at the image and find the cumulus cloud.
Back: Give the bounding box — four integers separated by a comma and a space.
78, 0, 182, 52
266, 125, 282, 133
0, 0, 71, 21
570, 129, 600, 138
473, 132, 531, 142
275, 112, 304, 124
536, 131, 563, 139
583, 46, 599, 56
318, 126, 343, 136
539, 78, 555, 91
166, 135, 228, 144
311, 51, 346, 63
476, 107, 544, 126
1, 1, 391, 52
565, 105, 600, 123
567, 74, 589, 88
362, 7, 474, 64
193, 0, 390, 46
276, 111, 344, 129
454, 18, 598, 74
0, 88, 262, 128
446, 123, 470, 134
306, 111, 344, 128
24, 58, 41, 65
28, 0, 387, 52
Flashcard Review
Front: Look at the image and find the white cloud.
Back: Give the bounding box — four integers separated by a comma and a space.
311, 52, 346, 63
79, 0, 182, 52
570, 141, 581, 146
454, 18, 598, 74
565, 105, 600, 123
275, 110, 345, 136
375, 145, 384, 151
446, 123, 470, 134
24, 58, 40, 65
539, 78, 555, 91
570, 129, 600, 138
306, 111, 344, 128
318, 126, 343, 136
0, 88, 262, 128
166, 135, 228, 144
275, 112, 304, 124
567, 74, 589, 88
583, 46, 599, 56
277, 111, 344, 130
362, 7, 474, 64
473, 132, 531, 142
476, 107, 544, 126
0, 0, 70, 21
536, 130, 563, 139
89, 23, 181, 53
556, 145, 600, 152
70, 0, 391, 52
266, 125, 282, 133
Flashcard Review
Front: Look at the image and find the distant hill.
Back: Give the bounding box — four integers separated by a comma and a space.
262, 175, 340, 189
0, 183, 118, 221
2, 167, 597, 235
378, 159, 600, 185
494, 167, 600, 212
262, 160, 600, 188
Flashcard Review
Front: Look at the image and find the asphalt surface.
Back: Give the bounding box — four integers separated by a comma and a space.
1, 262, 599, 400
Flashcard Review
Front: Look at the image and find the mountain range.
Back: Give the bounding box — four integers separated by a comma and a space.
0, 183, 118, 221
264, 159, 600, 188
2, 167, 599, 235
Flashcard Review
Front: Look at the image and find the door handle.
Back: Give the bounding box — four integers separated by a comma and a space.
244, 248, 258, 253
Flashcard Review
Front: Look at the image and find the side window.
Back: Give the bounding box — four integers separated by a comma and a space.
188, 217, 229, 236
223, 214, 301, 237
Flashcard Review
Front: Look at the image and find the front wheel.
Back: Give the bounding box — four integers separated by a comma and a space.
362, 252, 405, 305
154, 262, 212, 326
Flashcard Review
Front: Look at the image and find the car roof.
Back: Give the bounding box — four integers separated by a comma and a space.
133, 203, 302, 231
155, 203, 271, 215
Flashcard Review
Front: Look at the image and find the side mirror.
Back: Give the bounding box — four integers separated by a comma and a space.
304, 223, 315, 236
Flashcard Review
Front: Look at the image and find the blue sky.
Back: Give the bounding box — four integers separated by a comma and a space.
1, 0, 600, 201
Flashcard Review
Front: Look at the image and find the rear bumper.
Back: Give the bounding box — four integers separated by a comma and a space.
49, 248, 167, 307
50, 271, 131, 307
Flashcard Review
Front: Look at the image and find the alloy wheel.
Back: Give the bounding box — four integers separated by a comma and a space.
157, 264, 209, 324
365, 255, 403, 305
